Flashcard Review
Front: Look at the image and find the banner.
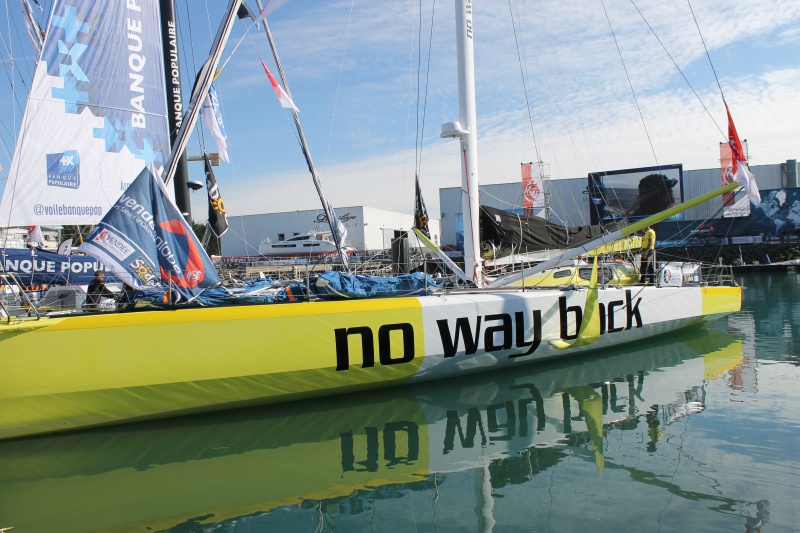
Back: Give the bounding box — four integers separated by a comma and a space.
79, 168, 220, 300
57, 238, 73, 255
204, 154, 228, 237
521, 162, 545, 218
0, 248, 119, 285
414, 176, 431, 238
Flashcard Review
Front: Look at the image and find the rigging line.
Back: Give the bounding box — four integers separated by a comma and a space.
401, 0, 419, 226
413, 0, 422, 173
0, 23, 27, 118
508, 0, 541, 164
687, 0, 725, 105
180, 0, 205, 151
630, 0, 724, 138
322, 0, 355, 178
7, 2, 34, 82
599, 0, 660, 168
516, 17, 611, 222
414, 0, 436, 179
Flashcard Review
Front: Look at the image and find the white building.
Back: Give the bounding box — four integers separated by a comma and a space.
0, 226, 60, 252
222, 206, 441, 258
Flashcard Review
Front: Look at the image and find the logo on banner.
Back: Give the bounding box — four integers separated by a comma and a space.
46, 150, 80, 189
523, 180, 541, 204
158, 219, 206, 288
129, 256, 159, 286
314, 212, 356, 223
92, 229, 133, 260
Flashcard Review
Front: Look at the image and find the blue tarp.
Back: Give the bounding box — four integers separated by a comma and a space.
312, 271, 439, 299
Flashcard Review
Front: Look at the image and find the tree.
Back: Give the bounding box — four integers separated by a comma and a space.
192, 222, 221, 256
59, 225, 92, 245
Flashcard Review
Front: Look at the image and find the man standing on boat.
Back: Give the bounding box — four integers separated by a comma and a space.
86, 270, 114, 310
641, 226, 656, 284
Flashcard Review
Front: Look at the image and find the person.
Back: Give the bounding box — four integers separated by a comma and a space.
626, 173, 678, 217
85, 270, 115, 310
640, 226, 656, 284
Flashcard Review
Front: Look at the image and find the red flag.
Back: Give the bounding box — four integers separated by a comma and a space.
725, 103, 761, 205
260, 59, 299, 112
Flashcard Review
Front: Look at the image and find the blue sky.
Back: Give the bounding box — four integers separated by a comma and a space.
0, 0, 798, 225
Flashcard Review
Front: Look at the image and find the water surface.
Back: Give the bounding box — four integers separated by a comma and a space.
1, 272, 798, 532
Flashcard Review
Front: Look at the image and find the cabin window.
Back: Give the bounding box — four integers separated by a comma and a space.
579, 268, 613, 282
278, 233, 285, 241
553, 270, 571, 279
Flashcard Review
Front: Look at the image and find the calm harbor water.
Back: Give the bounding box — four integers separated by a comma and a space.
1, 272, 799, 532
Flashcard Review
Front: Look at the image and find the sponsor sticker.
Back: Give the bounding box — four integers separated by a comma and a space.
93, 229, 133, 260
46, 150, 80, 189
129, 256, 159, 286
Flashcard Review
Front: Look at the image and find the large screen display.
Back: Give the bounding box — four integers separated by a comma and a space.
588, 164, 684, 225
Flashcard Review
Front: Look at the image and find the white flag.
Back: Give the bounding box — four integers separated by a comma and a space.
253, 0, 290, 24
199, 85, 230, 163
260, 59, 299, 112
27, 225, 44, 246
327, 201, 347, 246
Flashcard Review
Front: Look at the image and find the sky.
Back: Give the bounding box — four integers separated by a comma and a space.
0, 0, 798, 230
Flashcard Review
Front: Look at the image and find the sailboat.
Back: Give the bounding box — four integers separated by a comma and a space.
0, 0, 744, 441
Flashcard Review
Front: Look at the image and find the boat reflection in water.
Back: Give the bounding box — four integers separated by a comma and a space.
0, 326, 749, 532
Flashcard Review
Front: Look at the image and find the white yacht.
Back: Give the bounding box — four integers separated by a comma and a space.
258, 230, 357, 257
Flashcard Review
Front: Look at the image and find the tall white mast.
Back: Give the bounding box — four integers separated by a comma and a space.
442, 0, 483, 286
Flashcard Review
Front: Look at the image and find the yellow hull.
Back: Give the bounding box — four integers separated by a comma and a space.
0, 285, 742, 440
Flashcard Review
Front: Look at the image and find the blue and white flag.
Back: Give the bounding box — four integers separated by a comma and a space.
199, 85, 230, 163
79, 168, 220, 301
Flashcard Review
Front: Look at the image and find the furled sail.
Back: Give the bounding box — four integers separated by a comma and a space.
0, 0, 170, 227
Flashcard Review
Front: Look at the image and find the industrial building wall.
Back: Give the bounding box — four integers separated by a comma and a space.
222, 207, 366, 258
359, 206, 440, 252
438, 160, 796, 247
221, 206, 440, 257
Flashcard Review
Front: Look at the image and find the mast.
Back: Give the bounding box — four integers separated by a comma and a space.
442, 0, 483, 286
162, 0, 239, 189
159, 0, 192, 221
255, 0, 351, 271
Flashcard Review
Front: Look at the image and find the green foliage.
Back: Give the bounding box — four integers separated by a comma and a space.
192, 222, 221, 256
59, 225, 90, 245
